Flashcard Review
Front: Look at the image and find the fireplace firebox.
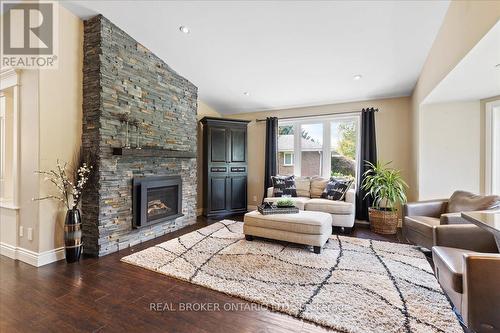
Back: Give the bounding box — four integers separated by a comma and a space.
133, 176, 183, 228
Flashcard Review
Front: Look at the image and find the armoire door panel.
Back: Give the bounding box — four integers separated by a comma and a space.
210, 177, 227, 211
210, 128, 227, 162
230, 176, 247, 210
230, 128, 246, 163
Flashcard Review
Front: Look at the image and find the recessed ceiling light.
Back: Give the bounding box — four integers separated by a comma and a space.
179, 25, 190, 34
243, 91, 250, 96
353, 74, 362, 80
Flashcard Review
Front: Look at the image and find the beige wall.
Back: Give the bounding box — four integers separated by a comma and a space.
18, 69, 41, 252
410, 0, 500, 200
37, 6, 83, 253
1, 5, 83, 262
225, 96, 412, 206
196, 101, 221, 214
419, 101, 481, 200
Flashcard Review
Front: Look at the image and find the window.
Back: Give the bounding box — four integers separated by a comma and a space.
283, 152, 294, 166
300, 123, 323, 177
330, 118, 358, 178
278, 125, 295, 175
278, 115, 360, 180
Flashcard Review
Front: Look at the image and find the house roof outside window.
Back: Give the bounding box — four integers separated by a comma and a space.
278, 135, 343, 156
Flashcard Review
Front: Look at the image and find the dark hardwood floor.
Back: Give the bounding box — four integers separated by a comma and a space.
0, 215, 408, 333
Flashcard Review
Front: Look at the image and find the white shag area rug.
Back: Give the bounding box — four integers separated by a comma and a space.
121, 220, 462, 333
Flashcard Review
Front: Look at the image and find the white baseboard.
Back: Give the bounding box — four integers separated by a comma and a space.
0, 242, 65, 267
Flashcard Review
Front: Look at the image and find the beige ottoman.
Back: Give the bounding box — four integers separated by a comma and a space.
243, 210, 332, 254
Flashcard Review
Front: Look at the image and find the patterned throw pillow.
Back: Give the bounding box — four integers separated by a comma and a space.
321, 177, 353, 201
271, 175, 297, 197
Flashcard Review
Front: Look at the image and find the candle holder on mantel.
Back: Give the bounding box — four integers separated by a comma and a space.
130, 119, 141, 150
119, 113, 131, 149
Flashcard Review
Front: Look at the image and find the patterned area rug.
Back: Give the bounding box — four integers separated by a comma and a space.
122, 220, 462, 333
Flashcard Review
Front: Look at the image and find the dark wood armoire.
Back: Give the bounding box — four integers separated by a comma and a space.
200, 117, 250, 217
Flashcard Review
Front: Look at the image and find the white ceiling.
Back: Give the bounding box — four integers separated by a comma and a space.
424, 20, 500, 104
63, 1, 450, 114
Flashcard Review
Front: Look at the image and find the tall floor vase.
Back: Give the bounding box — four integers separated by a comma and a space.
64, 208, 82, 263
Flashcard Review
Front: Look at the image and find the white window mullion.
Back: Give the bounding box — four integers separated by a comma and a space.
293, 122, 301, 176
322, 120, 330, 178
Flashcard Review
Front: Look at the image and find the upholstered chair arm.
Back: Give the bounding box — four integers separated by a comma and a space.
440, 212, 469, 225
267, 187, 274, 198
345, 189, 355, 204
462, 253, 500, 330
433, 225, 498, 253
403, 199, 448, 218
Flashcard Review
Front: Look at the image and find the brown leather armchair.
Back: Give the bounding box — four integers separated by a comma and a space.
432, 224, 500, 332
402, 198, 468, 250
403, 191, 500, 250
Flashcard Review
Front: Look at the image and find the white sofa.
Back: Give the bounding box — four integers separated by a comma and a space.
264, 180, 356, 230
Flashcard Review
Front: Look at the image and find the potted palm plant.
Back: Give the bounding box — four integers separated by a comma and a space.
361, 161, 408, 234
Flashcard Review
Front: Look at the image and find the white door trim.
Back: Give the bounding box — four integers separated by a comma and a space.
485, 100, 500, 194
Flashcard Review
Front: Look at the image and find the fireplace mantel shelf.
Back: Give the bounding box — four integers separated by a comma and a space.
112, 147, 196, 158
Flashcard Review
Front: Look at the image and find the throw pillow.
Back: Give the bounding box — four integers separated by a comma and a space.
321, 178, 354, 201
447, 190, 500, 213
295, 177, 311, 197
310, 177, 329, 198
271, 175, 297, 197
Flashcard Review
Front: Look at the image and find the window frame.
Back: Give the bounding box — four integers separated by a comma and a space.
485, 100, 500, 194
0, 94, 5, 184
278, 114, 361, 179
0, 69, 20, 207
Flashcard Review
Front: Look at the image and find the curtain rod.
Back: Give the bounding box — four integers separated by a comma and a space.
255, 108, 378, 122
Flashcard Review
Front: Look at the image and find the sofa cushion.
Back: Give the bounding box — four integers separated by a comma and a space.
321, 178, 354, 201
244, 210, 332, 234
310, 177, 329, 198
447, 190, 500, 213
305, 198, 354, 215
295, 177, 311, 197
264, 196, 310, 210
432, 246, 478, 294
271, 175, 297, 197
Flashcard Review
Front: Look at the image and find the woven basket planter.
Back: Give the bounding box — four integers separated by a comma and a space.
368, 207, 398, 235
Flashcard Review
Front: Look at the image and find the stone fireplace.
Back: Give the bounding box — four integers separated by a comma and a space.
82, 15, 198, 256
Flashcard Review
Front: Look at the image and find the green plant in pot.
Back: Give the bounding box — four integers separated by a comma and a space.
276, 198, 295, 208
361, 161, 408, 235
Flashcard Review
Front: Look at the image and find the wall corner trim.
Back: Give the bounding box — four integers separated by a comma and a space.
0, 242, 65, 267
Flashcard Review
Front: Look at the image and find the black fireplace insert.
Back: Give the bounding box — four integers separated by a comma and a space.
133, 175, 183, 228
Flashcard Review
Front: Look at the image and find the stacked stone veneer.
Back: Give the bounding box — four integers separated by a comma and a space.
82, 15, 198, 256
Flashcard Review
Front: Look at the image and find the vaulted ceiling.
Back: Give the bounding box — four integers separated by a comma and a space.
64, 1, 450, 113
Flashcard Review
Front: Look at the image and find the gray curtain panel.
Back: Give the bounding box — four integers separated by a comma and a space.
263, 117, 278, 202
356, 108, 378, 221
